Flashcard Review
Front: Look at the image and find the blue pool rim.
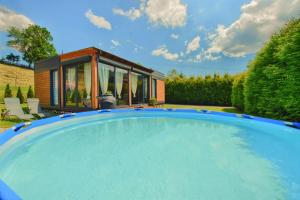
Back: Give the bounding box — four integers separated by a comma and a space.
0, 179, 21, 200
1, 108, 299, 146
0, 108, 299, 198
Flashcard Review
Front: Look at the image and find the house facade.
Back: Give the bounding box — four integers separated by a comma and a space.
34, 47, 165, 111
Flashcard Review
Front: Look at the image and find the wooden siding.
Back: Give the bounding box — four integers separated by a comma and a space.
34, 71, 50, 107
157, 79, 165, 103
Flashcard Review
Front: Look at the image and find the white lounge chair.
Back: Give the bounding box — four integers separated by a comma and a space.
4, 98, 34, 120
27, 98, 46, 118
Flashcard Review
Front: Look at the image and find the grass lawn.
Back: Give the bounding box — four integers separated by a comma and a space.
0, 119, 22, 128
0, 103, 29, 129
162, 104, 241, 113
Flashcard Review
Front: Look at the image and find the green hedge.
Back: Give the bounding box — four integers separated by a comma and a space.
166, 73, 233, 106
231, 73, 246, 111
244, 19, 300, 121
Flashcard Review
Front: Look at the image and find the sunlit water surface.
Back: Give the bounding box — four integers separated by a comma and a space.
0, 112, 300, 200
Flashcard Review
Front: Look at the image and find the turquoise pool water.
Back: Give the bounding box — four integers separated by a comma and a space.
0, 111, 300, 200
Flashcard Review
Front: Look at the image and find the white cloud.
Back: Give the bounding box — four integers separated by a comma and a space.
207, 0, 300, 57
0, 6, 33, 32
195, 49, 221, 62
145, 0, 187, 28
85, 9, 112, 30
111, 40, 120, 47
186, 36, 200, 54
152, 45, 179, 61
112, 0, 187, 28
113, 8, 142, 20
170, 33, 179, 39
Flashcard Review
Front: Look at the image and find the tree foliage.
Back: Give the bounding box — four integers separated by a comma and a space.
4, 84, 12, 98
5, 53, 20, 63
16, 87, 25, 104
7, 25, 57, 66
27, 86, 34, 98
244, 19, 300, 121
231, 73, 246, 111
166, 70, 234, 106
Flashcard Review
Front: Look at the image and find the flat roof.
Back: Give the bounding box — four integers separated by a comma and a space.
35, 47, 165, 78
37, 47, 163, 73
96, 47, 154, 74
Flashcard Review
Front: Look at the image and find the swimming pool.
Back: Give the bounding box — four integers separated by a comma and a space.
0, 109, 300, 200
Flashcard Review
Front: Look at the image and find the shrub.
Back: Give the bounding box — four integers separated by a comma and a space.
165, 72, 234, 106
4, 84, 12, 98
231, 73, 246, 111
244, 19, 300, 121
27, 85, 34, 98
149, 98, 157, 106
16, 86, 25, 104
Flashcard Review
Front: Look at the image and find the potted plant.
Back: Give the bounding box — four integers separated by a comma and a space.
149, 98, 157, 107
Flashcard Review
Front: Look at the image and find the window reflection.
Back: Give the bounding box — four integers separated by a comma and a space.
64, 62, 92, 108
65, 66, 76, 107
152, 79, 157, 98
51, 70, 59, 106
78, 63, 92, 108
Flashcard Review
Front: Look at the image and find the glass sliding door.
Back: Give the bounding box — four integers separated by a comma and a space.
98, 62, 115, 96
116, 68, 129, 105
78, 63, 92, 108
98, 62, 129, 106
65, 66, 76, 107
131, 72, 149, 104
152, 78, 157, 98
64, 62, 92, 108
143, 76, 148, 102
50, 70, 59, 106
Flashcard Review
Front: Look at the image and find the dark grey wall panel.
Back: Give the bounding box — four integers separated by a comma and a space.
152, 70, 165, 80
61, 56, 92, 66
35, 56, 60, 73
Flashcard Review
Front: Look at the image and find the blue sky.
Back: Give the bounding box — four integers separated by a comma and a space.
0, 0, 299, 75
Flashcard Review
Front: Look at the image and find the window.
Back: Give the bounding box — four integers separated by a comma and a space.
131, 72, 149, 104
98, 62, 115, 96
64, 62, 92, 108
78, 63, 92, 108
50, 70, 59, 106
98, 62, 129, 105
65, 66, 77, 107
116, 68, 129, 105
152, 79, 157, 98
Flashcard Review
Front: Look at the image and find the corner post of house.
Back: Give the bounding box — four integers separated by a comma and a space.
91, 54, 98, 109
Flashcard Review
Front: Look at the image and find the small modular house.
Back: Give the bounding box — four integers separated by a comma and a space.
34, 47, 165, 111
